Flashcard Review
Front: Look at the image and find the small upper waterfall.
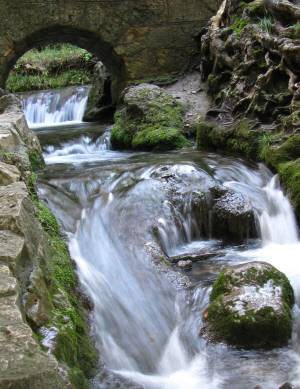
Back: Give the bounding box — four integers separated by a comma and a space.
20, 85, 90, 127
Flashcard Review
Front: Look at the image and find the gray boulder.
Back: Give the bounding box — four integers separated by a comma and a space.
210, 187, 257, 243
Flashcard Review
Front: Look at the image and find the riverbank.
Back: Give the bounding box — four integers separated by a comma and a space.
7, 44, 94, 93
195, 0, 300, 220
0, 93, 97, 389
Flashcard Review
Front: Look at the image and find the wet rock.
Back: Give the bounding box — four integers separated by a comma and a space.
0, 161, 20, 185
211, 188, 257, 243
279, 383, 295, 389
0, 93, 22, 114
0, 230, 25, 266
83, 61, 114, 122
205, 261, 295, 349
111, 84, 188, 151
177, 260, 193, 270
169, 252, 218, 264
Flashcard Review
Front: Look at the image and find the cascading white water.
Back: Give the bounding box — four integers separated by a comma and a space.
259, 175, 299, 244
39, 128, 300, 389
20, 85, 90, 127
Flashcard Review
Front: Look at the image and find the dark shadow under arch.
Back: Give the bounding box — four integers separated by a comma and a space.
2, 25, 126, 102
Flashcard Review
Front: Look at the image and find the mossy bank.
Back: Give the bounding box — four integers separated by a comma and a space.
197, 0, 300, 220
0, 93, 97, 389
6, 44, 94, 93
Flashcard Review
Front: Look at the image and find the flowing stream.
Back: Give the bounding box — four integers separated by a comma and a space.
20, 85, 90, 127
30, 87, 300, 389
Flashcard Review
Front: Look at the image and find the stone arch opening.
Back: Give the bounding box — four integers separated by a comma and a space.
2, 25, 126, 103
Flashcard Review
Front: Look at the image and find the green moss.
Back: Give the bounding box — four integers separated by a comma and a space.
132, 127, 188, 151
0, 151, 18, 165
208, 297, 292, 348
111, 87, 188, 151
278, 159, 300, 221
245, 0, 266, 17
27, 181, 97, 388
230, 17, 249, 37
111, 110, 134, 149
196, 118, 262, 160
210, 265, 294, 307
28, 149, 45, 172
69, 368, 90, 389
264, 135, 300, 168
208, 264, 294, 348
207, 72, 232, 96
292, 22, 300, 38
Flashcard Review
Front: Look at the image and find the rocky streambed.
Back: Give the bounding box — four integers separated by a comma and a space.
35, 115, 300, 389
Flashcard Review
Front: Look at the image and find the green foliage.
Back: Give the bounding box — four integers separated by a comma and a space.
258, 133, 272, 161
259, 16, 274, 34
7, 44, 93, 92
231, 17, 248, 36
293, 22, 300, 38
69, 368, 90, 389
15, 44, 91, 68
7, 70, 91, 93
27, 149, 45, 171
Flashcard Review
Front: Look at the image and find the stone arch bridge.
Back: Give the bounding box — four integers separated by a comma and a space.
0, 0, 219, 99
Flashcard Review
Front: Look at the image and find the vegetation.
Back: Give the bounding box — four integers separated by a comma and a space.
231, 17, 249, 37
259, 16, 275, 34
111, 86, 189, 151
278, 159, 300, 222
207, 264, 294, 349
7, 44, 94, 92
28, 162, 97, 389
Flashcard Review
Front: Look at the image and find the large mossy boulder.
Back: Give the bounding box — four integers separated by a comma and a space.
206, 261, 294, 349
111, 84, 188, 151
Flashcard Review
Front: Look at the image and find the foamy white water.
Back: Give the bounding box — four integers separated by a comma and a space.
20, 85, 90, 127
37, 119, 300, 389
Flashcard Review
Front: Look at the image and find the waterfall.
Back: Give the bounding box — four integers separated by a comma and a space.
20, 85, 90, 127
259, 175, 299, 245
38, 124, 300, 388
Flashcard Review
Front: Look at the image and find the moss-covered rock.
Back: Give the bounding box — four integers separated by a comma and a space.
196, 118, 263, 160
278, 159, 300, 221
29, 181, 98, 388
206, 261, 294, 349
264, 134, 300, 168
0, 94, 97, 389
111, 84, 188, 151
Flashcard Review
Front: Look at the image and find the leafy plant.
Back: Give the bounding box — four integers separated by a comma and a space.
259, 16, 274, 34
231, 17, 248, 37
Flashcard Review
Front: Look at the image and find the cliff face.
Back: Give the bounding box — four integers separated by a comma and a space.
0, 95, 97, 389
197, 0, 300, 218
